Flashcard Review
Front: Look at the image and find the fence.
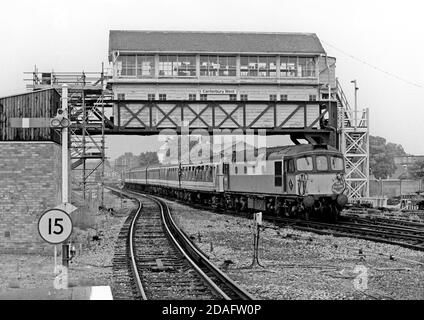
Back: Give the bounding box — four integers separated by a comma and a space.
370, 179, 423, 198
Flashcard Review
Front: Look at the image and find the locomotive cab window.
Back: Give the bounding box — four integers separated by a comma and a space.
274, 161, 282, 187
330, 156, 344, 171
316, 155, 328, 171
296, 156, 313, 171
287, 159, 295, 173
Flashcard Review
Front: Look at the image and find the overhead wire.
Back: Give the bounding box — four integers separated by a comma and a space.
322, 40, 424, 90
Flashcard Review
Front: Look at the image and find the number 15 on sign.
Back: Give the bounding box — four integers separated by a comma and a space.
38, 209, 73, 244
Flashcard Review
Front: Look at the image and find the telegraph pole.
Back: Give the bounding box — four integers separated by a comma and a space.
351, 80, 359, 129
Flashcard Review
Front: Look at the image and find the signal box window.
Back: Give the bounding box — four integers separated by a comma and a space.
159, 55, 196, 77
280, 56, 297, 77
200, 55, 236, 77
240, 56, 277, 77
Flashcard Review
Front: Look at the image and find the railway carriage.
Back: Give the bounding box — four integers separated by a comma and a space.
125, 144, 348, 221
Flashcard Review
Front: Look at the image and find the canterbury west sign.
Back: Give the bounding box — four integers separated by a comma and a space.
200, 89, 237, 95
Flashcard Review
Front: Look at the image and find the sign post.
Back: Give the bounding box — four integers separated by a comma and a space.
250, 212, 263, 268
61, 84, 70, 268
118, 180, 125, 209
38, 207, 73, 289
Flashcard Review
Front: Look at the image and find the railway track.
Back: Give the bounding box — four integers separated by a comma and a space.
109, 187, 254, 300
341, 213, 424, 229
112, 202, 143, 300
121, 187, 424, 252
266, 216, 424, 251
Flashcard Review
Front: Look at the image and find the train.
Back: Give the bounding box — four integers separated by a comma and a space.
124, 144, 348, 222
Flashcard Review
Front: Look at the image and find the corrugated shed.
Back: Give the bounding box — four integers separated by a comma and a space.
109, 30, 326, 58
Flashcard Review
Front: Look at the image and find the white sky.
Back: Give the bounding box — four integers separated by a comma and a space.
1, 0, 423, 160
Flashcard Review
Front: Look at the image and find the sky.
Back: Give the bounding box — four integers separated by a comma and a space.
1, 0, 423, 160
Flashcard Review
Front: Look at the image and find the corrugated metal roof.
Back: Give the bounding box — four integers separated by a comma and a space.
109, 30, 326, 58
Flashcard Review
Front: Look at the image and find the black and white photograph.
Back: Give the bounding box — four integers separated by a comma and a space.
0, 0, 423, 313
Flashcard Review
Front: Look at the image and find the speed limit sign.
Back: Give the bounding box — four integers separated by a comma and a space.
38, 209, 73, 244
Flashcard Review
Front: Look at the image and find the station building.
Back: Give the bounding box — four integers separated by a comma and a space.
108, 30, 336, 102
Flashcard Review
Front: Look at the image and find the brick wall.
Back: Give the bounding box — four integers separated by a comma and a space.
0, 141, 62, 254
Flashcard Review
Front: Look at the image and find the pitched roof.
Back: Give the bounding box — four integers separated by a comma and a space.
109, 30, 326, 59
267, 144, 340, 160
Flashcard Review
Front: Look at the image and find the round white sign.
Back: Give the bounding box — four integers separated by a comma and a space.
38, 209, 73, 244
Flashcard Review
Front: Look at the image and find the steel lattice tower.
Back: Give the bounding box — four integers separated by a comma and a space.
336, 79, 370, 199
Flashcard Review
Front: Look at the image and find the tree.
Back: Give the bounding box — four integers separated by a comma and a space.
409, 160, 424, 179
138, 151, 159, 167
369, 135, 406, 179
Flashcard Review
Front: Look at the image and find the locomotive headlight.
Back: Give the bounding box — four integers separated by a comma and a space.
303, 195, 315, 208
336, 194, 348, 207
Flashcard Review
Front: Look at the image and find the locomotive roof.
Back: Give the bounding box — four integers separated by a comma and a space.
267, 144, 341, 160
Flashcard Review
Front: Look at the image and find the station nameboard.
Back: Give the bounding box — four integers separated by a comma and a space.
199, 89, 237, 95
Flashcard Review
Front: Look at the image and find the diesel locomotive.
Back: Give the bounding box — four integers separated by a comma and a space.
124, 144, 348, 221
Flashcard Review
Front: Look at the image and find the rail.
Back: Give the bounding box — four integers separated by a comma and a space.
266, 216, 424, 251
151, 193, 255, 300
128, 197, 148, 299
108, 186, 254, 300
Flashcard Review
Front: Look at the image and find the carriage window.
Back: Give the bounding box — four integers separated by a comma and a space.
244, 166, 247, 174
296, 156, 313, 171
235, 166, 238, 174
316, 156, 328, 171
330, 156, 344, 171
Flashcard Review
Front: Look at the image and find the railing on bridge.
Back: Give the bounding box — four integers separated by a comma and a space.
24, 66, 112, 91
